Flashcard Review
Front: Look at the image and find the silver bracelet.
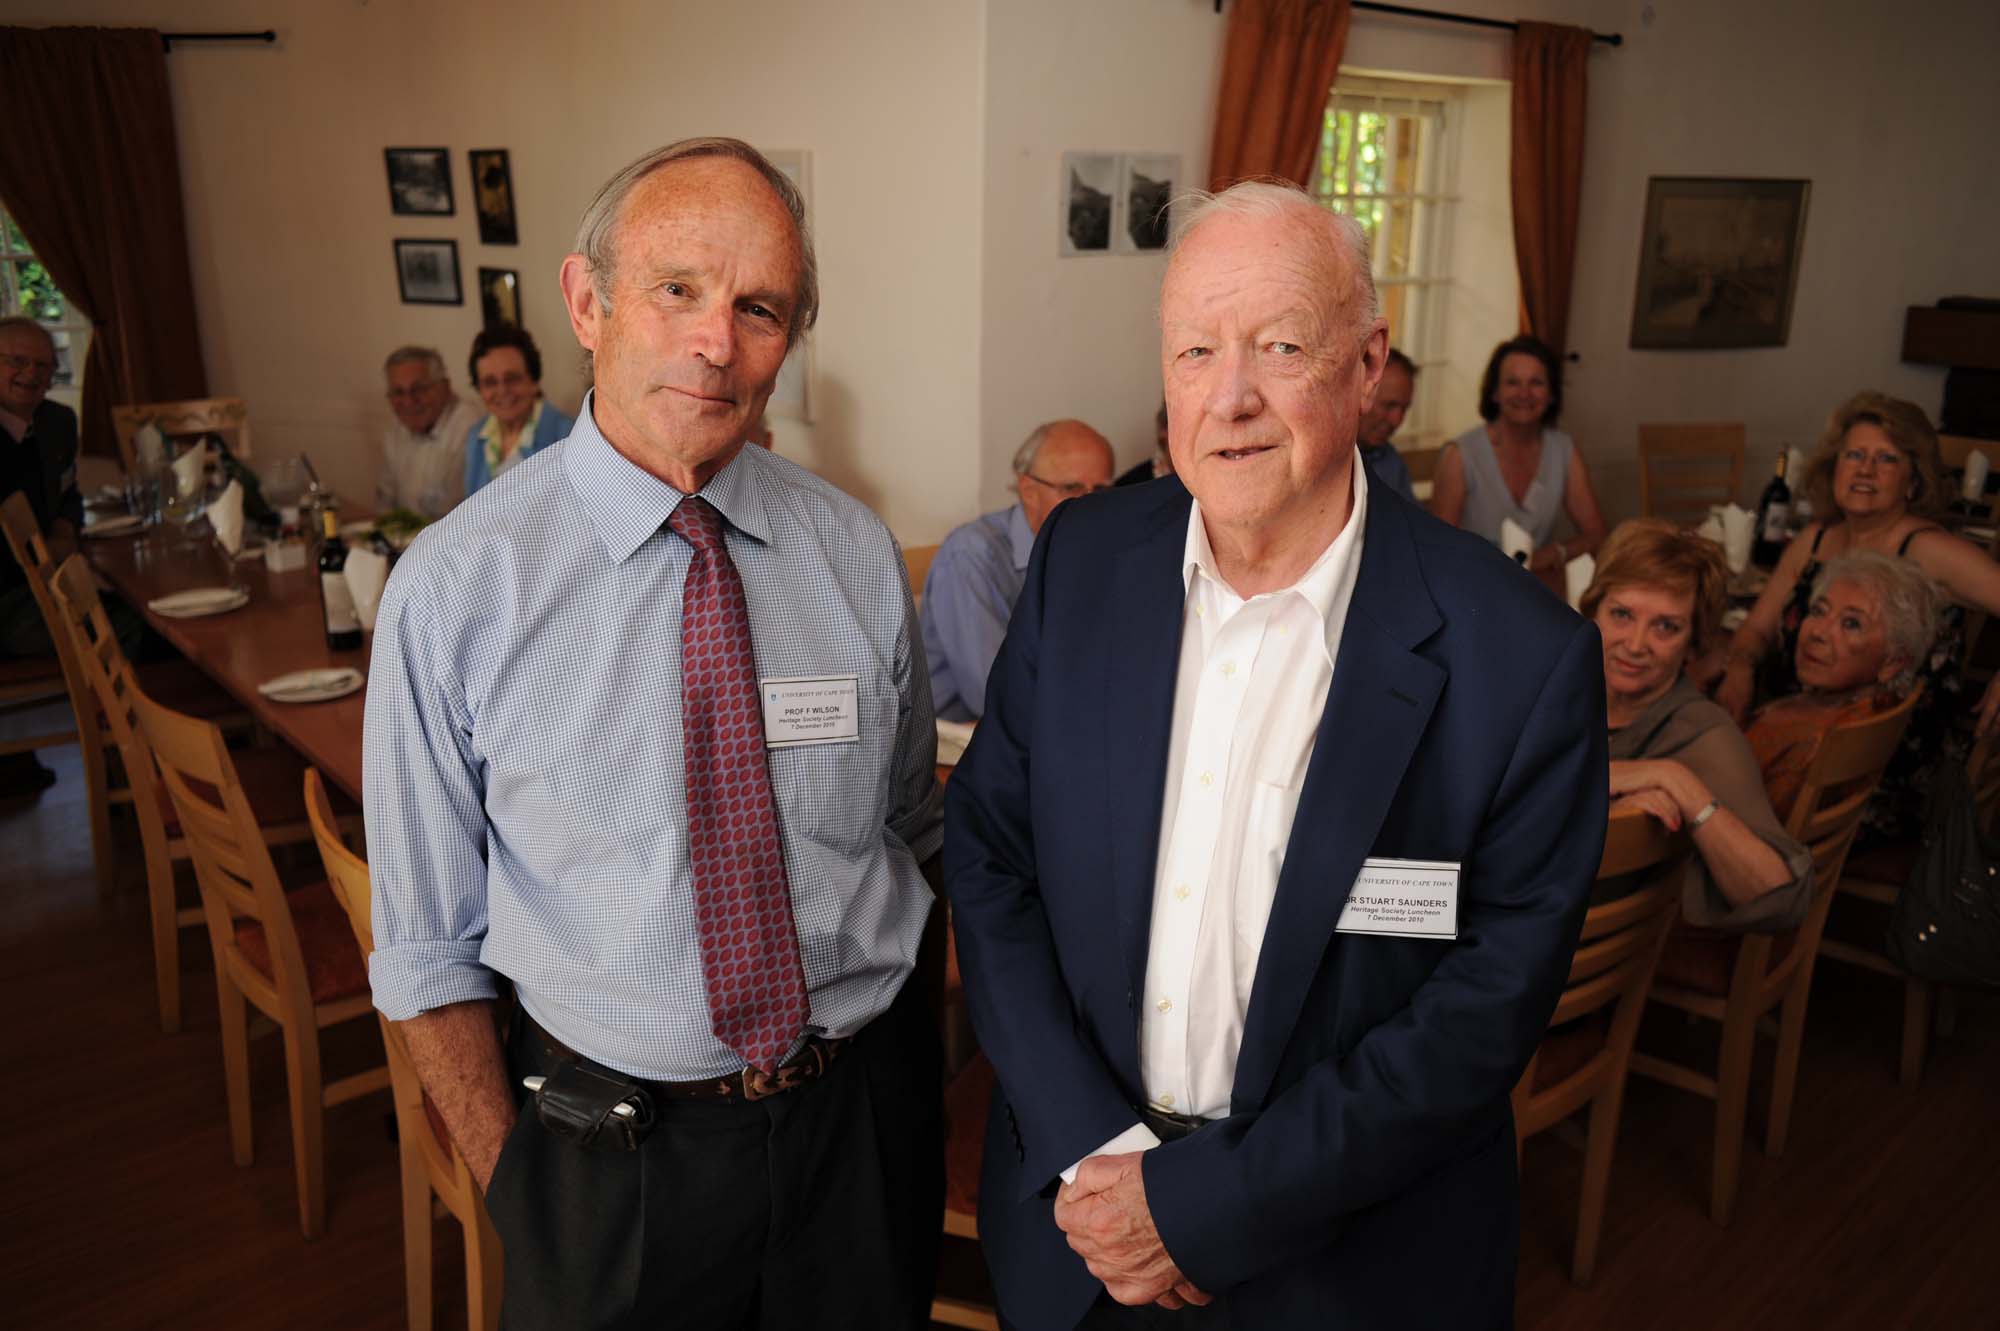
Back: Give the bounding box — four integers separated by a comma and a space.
1688, 797, 1722, 830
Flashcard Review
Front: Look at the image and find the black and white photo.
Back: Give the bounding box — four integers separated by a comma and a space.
1059, 152, 1117, 256
384, 147, 454, 216
1118, 153, 1179, 252
393, 238, 463, 305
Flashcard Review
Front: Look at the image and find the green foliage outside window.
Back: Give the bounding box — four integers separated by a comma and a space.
10, 259, 64, 321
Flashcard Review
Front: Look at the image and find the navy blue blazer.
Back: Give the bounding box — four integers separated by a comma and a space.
944, 476, 1607, 1329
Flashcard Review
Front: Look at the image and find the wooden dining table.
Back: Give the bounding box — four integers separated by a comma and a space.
88, 528, 372, 800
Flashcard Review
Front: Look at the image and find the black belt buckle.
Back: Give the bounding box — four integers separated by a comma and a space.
526, 1061, 656, 1150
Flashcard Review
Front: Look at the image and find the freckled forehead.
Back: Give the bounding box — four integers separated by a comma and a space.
612, 157, 801, 282
1161, 211, 1348, 329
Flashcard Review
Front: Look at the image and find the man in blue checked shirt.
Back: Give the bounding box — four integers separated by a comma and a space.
364, 138, 946, 1329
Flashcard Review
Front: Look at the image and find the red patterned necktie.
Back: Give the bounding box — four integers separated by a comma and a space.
667, 496, 807, 1074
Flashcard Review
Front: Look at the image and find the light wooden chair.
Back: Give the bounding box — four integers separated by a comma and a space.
111, 396, 252, 472
934, 1049, 999, 1331
1937, 433, 2000, 474
305, 768, 503, 1331
0, 491, 94, 833
47, 555, 317, 1032
1513, 810, 1682, 1285
1820, 730, 2000, 1083
902, 543, 941, 603
134, 688, 386, 1237
1630, 687, 1919, 1225
1637, 423, 1747, 527
1401, 445, 1443, 486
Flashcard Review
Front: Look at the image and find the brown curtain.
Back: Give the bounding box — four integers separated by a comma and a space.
1509, 20, 1592, 355
1207, 0, 1353, 189
0, 26, 208, 458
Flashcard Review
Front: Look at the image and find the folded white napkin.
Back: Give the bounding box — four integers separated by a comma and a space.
343, 546, 390, 632
258, 667, 364, 701
133, 422, 169, 469
1695, 513, 1726, 547
148, 586, 246, 617
82, 513, 145, 538
169, 439, 207, 502
1564, 552, 1596, 611
1710, 502, 1754, 573
1964, 449, 1991, 502
1499, 517, 1534, 565
936, 718, 975, 767
209, 479, 245, 555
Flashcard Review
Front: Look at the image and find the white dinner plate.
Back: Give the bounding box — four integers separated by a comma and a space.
257, 667, 365, 704
148, 586, 249, 619
82, 514, 146, 538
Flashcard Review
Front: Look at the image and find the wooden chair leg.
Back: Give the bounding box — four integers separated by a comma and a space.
218, 973, 254, 1167
1766, 983, 1813, 1158
1900, 980, 1933, 1085
1710, 1012, 1757, 1227
146, 854, 182, 1035
400, 1141, 434, 1331
83, 731, 114, 899
468, 1198, 505, 1331
1572, 1083, 1625, 1286
282, 1023, 327, 1238
1936, 989, 1958, 1038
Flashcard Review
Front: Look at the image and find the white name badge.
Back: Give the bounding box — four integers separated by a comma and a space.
1336, 857, 1461, 940
760, 675, 860, 748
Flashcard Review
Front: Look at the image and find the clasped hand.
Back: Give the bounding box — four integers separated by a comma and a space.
1053, 1152, 1210, 1309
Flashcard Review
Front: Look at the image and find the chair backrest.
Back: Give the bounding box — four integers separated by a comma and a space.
304, 767, 472, 1192
134, 685, 310, 1013
1401, 446, 1443, 486
0, 493, 95, 719
111, 396, 252, 472
1551, 810, 1684, 1029
48, 555, 176, 856
902, 543, 940, 599
1938, 434, 2000, 473
1637, 423, 1747, 527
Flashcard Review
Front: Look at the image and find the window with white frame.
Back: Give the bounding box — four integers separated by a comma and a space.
1, 207, 90, 410
1311, 74, 1520, 451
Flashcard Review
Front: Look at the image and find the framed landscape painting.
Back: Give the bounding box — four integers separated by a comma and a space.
1630, 177, 1810, 349
384, 147, 454, 216
394, 238, 463, 305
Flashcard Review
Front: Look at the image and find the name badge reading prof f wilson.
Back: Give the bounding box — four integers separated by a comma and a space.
1335, 857, 1462, 940
760, 675, 861, 749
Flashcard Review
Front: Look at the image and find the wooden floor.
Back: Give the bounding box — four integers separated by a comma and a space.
4, 742, 1995, 1329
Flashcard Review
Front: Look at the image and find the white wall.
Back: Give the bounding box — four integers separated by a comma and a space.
15, 0, 986, 541
977, 0, 1222, 497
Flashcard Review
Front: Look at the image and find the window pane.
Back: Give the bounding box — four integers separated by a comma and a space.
10, 259, 63, 322
2, 212, 27, 254
47, 329, 76, 387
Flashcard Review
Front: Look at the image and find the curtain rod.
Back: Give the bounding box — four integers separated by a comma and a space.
1213, 2, 1622, 47
160, 30, 276, 51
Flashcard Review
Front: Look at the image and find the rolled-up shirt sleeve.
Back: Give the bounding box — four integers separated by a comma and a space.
888, 550, 945, 863
363, 558, 496, 1019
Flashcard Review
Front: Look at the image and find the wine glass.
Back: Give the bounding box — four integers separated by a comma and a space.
158, 437, 210, 544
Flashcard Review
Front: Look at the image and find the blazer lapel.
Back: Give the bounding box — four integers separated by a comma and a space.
1102, 483, 1193, 1004
1232, 493, 1447, 1111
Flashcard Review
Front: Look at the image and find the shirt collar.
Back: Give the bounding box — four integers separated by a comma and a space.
1008, 503, 1034, 571
1181, 453, 1370, 652
563, 391, 774, 564
479, 396, 543, 445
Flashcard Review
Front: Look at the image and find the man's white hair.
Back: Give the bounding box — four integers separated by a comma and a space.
1166, 180, 1382, 339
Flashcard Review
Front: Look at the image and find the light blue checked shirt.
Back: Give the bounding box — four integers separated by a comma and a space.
364, 396, 944, 1080
920, 503, 1033, 722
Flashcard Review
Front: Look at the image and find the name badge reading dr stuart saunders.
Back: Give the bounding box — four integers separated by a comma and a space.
1335, 857, 1461, 940
760, 675, 861, 749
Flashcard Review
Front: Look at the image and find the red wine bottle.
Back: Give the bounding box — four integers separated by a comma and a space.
317, 510, 363, 650
1752, 453, 1791, 566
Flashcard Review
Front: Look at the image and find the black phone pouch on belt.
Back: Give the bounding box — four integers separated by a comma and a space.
531, 1061, 656, 1151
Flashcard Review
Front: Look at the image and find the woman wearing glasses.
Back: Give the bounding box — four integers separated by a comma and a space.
1717, 390, 2000, 839
463, 325, 575, 496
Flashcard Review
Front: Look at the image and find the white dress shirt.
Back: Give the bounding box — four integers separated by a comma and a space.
1065, 460, 1369, 1179
378, 395, 481, 519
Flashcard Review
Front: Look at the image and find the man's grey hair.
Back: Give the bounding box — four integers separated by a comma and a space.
573, 137, 819, 349
1011, 421, 1060, 477
1166, 180, 1382, 341
1810, 551, 1941, 684
383, 345, 447, 381
0, 315, 55, 350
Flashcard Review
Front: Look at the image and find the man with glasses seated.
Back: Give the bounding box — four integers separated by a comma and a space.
923, 418, 1113, 721
377, 344, 482, 519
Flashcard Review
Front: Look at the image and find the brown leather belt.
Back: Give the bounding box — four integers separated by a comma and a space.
524, 1014, 850, 1103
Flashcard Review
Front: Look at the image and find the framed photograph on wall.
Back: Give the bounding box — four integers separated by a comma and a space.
478, 267, 520, 328
1629, 176, 1811, 349
384, 147, 454, 216
1116, 153, 1180, 253
469, 149, 518, 245
1060, 152, 1118, 256
394, 238, 463, 305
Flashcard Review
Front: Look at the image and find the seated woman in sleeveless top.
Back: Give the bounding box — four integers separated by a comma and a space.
1716, 392, 2000, 839
1430, 335, 1607, 578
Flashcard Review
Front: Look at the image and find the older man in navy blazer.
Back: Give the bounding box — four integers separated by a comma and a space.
945, 181, 1607, 1329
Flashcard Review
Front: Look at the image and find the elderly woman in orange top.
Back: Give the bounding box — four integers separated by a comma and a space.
1589, 520, 1811, 930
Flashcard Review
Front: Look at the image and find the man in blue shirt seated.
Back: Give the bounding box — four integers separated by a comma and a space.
1357, 346, 1418, 504
922, 418, 1113, 720
365, 138, 946, 1329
